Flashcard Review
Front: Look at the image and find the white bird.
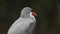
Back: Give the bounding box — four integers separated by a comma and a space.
7, 7, 37, 34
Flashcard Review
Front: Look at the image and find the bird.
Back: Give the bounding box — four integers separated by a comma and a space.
7, 7, 37, 34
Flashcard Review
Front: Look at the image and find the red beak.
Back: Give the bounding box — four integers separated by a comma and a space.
32, 11, 37, 16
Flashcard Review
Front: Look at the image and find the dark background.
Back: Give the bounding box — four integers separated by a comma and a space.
0, 0, 60, 34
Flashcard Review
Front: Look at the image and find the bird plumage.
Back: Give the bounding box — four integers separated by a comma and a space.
7, 7, 36, 34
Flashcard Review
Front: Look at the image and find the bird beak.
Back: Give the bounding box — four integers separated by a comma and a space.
32, 11, 37, 16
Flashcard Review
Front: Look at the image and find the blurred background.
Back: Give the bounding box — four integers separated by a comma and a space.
0, 0, 60, 34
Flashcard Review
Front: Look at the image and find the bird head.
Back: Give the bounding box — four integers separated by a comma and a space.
21, 7, 37, 18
